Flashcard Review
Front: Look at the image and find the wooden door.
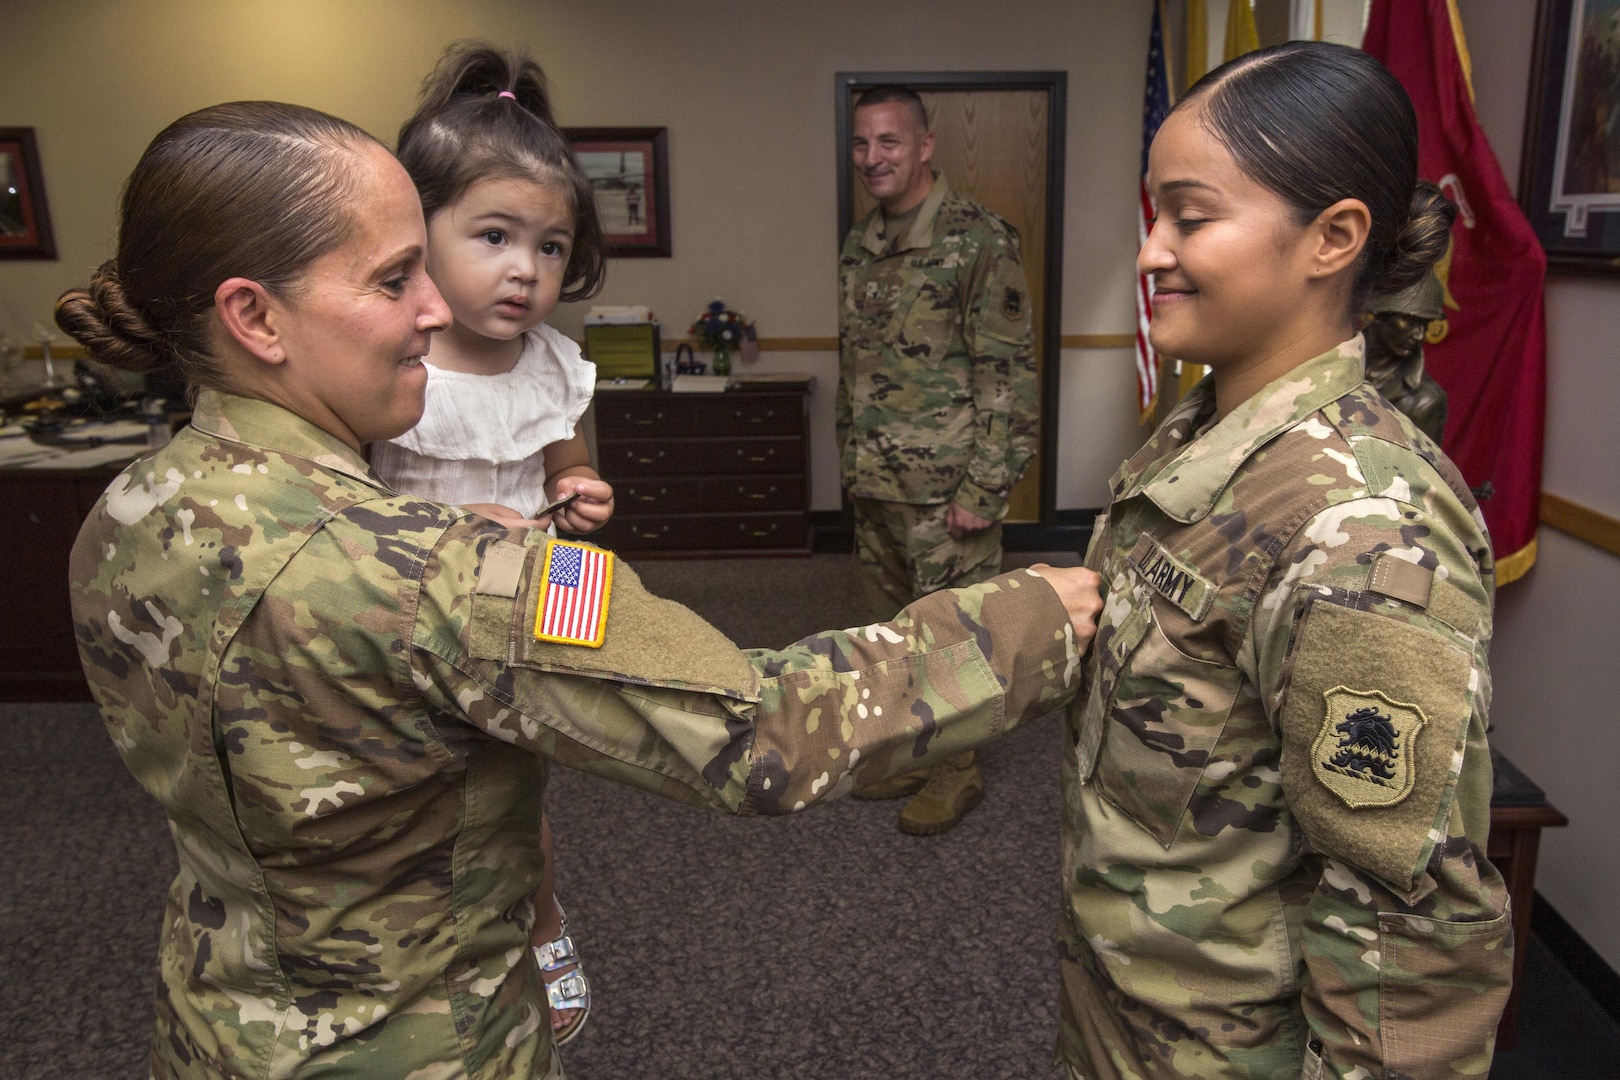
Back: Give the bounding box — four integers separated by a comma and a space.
846, 88, 1050, 523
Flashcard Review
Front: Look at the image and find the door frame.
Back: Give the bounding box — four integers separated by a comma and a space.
835, 70, 1068, 538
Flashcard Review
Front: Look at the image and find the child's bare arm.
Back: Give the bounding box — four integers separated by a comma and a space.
542, 431, 614, 533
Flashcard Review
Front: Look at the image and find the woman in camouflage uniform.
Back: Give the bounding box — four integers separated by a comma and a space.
56, 101, 1101, 1080
1058, 42, 1511, 1080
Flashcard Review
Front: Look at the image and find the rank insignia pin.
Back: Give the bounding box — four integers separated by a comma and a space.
1002, 286, 1023, 319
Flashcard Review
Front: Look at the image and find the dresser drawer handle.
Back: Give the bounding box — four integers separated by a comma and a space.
745, 492, 767, 500
741, 452, 772, 463
635, 529, 664, 540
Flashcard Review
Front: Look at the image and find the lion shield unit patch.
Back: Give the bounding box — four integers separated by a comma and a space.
1310, 686, 1427, 808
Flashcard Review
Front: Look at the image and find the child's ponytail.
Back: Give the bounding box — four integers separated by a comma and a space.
412, 41, 559, 128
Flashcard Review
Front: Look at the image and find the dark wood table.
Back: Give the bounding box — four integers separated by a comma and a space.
0, 454, 139, 700
1488, 752, 1568, 1051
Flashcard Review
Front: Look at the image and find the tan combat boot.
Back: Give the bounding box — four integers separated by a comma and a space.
852, 765, 931, 800
897, 751, 983, 835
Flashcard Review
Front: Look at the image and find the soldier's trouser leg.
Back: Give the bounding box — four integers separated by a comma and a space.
851, 497, 1004, 622
851, 497, 921, 624
897, 501, 1004, 601
849, 498, 930, 797
850, 498, 999, 820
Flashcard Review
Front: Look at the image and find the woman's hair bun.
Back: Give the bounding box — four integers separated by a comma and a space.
1379, 182, 1458, 293
54, 261, 174, 375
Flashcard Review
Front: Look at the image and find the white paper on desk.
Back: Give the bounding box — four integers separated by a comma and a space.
55, 419, 149, 443
0, 438, 66, 467
584, 304, 654, 324
670, 375, 731, 393
20, 442, 145, 469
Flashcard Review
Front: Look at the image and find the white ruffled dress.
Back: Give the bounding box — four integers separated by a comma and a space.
373, 324, 596, 513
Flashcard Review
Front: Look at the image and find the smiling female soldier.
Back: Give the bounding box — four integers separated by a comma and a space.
1057, 41, 1510, 1080
57, 100, 1101, 1079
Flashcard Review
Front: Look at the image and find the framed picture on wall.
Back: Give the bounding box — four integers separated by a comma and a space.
565, 126, 671, 258
0, 127, 57, 260
1520, 0, 1620, 275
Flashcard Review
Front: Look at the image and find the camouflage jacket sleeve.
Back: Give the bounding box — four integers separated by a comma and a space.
1253, 494, 1511, 1078
834, 338, 852, 459
834, 222, 865, 459
955, 228, 1037, 520
412, 522, 1079, 814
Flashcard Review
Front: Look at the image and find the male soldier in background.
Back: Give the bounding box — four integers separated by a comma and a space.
837, 85, 1039, 834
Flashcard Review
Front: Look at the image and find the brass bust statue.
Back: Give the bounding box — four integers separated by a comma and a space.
1363, 272, 1449, 446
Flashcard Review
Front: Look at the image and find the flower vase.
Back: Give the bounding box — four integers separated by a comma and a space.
711, 343, 732, 377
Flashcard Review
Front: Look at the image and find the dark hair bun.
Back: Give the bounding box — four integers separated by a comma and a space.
54, 262, 173, 374
1379, 182, 1458, 293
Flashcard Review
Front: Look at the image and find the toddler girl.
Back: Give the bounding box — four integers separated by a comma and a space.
372, 41, 613, 1045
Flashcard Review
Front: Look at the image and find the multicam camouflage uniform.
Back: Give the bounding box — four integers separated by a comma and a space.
837, 172, 1037, 614
69, 391, 1081, 1080
1059, 338, 1510, 1080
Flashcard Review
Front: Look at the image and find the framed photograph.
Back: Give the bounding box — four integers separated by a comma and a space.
1521, 0, 1620, 275
0, 128, 57, 260
565, 126, 671, 258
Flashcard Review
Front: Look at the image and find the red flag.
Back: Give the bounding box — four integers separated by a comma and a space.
1364, 0, 1546, 585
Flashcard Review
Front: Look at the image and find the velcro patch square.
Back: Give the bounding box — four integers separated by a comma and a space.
533, 541, 613, 647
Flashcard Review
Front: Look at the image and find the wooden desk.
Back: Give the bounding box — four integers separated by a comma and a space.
0, 458, 135, 700
1489, 800, 1568, 1050
591, 386, 813, 557
1488, 752, 1568, 1051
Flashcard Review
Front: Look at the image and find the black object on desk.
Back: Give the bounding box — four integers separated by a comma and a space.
1492, 748, 1548, 807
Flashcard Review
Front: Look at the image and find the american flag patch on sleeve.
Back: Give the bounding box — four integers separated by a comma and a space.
533, 540, 614, 647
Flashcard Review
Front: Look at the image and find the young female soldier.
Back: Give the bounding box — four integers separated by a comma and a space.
1057, 41, 1510, 1080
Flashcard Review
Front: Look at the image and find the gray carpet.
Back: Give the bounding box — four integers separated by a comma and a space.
3, 553, 1616, 1078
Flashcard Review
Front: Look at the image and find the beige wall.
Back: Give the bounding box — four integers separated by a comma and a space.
1462, 0, 1620, 973
0, 0, 1153, 513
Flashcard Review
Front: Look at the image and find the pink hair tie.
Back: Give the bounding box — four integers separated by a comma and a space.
497, 90, 517, 101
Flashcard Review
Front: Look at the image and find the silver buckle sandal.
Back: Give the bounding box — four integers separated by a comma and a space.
534, 901, 591, 1044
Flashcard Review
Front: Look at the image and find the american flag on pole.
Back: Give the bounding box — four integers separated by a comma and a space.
533, 541, 614, 648
1136, 0, 1176, 421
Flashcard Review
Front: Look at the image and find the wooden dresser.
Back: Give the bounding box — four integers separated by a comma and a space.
0, 460, 132, 700
589, 387, 812, 557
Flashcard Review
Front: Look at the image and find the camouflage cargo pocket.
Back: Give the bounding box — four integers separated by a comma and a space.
890, 276, 957, 370
1081, 512, 1109, 571
1094, 615, 1243, 846
1070, 593, 1151, 784
1378, 905, 1512, 1074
